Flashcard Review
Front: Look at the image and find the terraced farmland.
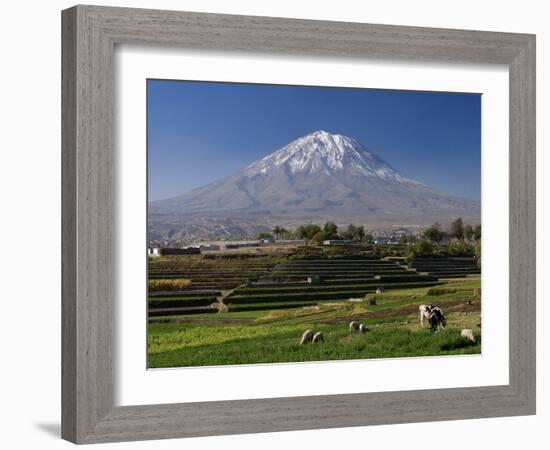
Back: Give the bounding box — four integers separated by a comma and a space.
149, 255, 442, 320
409, 256, 480, 278
148, 255, 283, 318
147, 250, 481, 368
148, 277, 482, 368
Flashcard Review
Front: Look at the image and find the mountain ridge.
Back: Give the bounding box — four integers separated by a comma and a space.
148, 131, 479, 241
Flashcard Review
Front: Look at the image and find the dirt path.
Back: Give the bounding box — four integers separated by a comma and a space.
213, 283, 247, 311
323, 298, 480, 325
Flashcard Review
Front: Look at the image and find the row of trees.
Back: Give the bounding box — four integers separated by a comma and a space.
406, 238, 480, 264
423, 218, 481, 243
296, 222, 375, 244
406, 218, 482, 264
260, 222, 375, 244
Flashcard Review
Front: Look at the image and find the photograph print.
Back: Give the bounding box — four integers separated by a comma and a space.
147, 80, 482, 369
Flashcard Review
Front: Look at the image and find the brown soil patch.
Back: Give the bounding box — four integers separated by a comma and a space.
323, 298, 480, 324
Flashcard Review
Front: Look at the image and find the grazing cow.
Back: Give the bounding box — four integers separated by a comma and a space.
428, 307, 447, 333
419, 304, 432, 328
430, 306, 447, 328
349, 321, 361, 333
359, 323, 369, 334
300, 329, 315, 345
461, 329, 476, 343
312, 331, 324, 343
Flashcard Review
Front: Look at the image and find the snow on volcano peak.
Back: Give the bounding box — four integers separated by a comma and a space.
244, 130, 421, 185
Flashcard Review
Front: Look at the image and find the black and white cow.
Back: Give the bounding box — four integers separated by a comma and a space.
428, 306, 447, 333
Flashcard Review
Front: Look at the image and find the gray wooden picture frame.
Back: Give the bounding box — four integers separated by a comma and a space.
61, 5, 536, 444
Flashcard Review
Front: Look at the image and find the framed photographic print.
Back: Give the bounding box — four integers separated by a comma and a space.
62, 5, 536, 444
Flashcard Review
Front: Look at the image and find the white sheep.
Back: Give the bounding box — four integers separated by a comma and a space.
300, 329, 315, 345
359, 323, 369, 333
312, 331, 324, 343
461, 328, 476, 343
349, 321, 360, 332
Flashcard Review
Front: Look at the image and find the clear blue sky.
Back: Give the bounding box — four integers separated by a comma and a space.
148, 79, 481, 201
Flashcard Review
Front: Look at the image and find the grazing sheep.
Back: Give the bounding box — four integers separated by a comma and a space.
376, 287, 384, 294
461, 328, 476, 343
300, 329, 315, 345
349, 321, 361, 333
312, 331, 324, 343
419, 304, 432, 328
359, 323, 369, 334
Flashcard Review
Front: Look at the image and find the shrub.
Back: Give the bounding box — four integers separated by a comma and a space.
475, 241, 481, 268
426, 287, 457, 296
148, 278, 192, 291
448, 240, 474, 256
406, 240, 434, 264
364, 295, 377, 305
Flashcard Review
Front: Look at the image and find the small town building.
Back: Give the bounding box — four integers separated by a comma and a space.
200, 244, 221, 251
147, 247, 161, 257
323, 240, 356, 245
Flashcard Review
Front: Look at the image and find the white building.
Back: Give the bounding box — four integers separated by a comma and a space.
147, 247, 161, 257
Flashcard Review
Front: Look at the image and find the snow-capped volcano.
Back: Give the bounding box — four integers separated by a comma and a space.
244, 130, 421, 185
149, 131, 480, 239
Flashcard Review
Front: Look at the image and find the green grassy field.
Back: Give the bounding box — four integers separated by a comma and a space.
147, 277, 481, 368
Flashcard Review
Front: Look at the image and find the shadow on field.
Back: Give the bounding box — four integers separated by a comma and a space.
440, 335, 481, 352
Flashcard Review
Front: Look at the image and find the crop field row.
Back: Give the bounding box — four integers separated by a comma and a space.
148, 290, 222, 298
147, 255, 446, 317
235, 279, 438, 295
224, 281, 440, 305
147, 278, 481, 367
149, 297, 217, 308
149, 306, 217, 317
409, 256, 480, 278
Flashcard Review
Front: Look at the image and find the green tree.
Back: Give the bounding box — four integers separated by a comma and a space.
475, 240, 481, 268
296, 224, 322, 240
342, 224, 365, 241
362, 233, 374, 244
450, 217, 464, 240
416, 240, 434, 256
424, 222, 444, 243
257, 232, 273, 240
271, 226, 289, 240
474, 224, 482, 241
311, 230, 325, 245
323, 221, 339, 240
406, 240, 434, 265
448, 240, 473, 256
463, 224, 474, 241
